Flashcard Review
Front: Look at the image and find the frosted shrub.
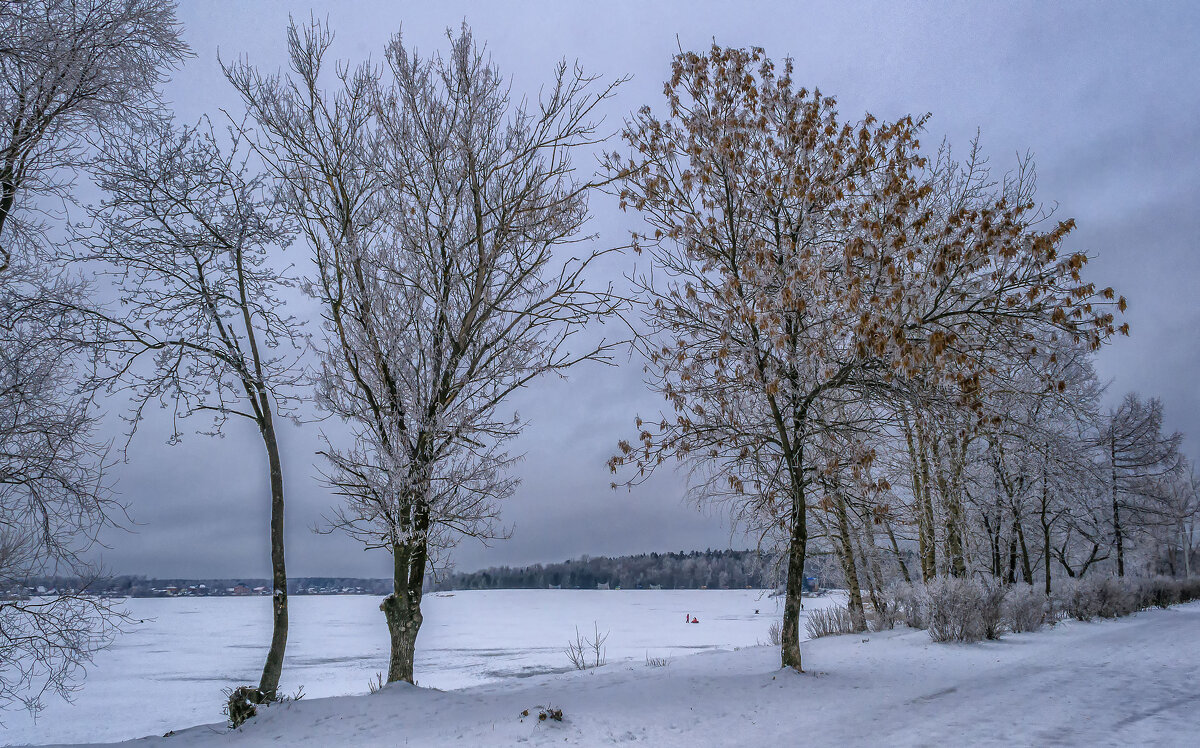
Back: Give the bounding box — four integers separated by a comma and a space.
805, 606, 856, 638
1094, 576, 1139, 618
868, 593, 901, 631
1003, 584, 1046, 633
1141, 577, 1181, 609
924, 577, 984, 643
1179, 577, 1200, 603
977, 579, 1009, 640
891, 583, 925, 629
1054, 577, 1101, 621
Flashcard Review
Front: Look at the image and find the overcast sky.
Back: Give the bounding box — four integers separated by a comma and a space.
89, 0, 1200, 579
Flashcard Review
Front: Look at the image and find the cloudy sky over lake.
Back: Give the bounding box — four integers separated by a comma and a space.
93, 0, 1200, 578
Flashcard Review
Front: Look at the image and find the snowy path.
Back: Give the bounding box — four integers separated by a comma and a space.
61, 602, 1200, 747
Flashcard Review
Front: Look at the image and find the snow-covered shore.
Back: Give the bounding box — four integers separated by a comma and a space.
71, 601, 1199, 747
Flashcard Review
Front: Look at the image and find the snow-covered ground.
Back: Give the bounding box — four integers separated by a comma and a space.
15, 596, 1200, 747
104, 601, 1200, 747
6, 589, 814, 746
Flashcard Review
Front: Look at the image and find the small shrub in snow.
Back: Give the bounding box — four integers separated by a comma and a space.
924, 577, 984, 643
224, 685, 270, 729
868, 593, 900, 631
367, 671, 385, 694
644, 653, 671, 668
565, 622, 608, 670
805, 605, 856, 638
767, 619, 783, 646
1003, 584, 1046, 633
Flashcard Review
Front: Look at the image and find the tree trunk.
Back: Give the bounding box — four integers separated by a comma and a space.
382, 524, 429, 684
1183, 522, 1192, 578
257, 409, 288, 700
833, 490, 867, 631
930, 430, 968, 577
1111, 433, 1125, 577
780, 482, 807, 672
1040, 458, 1052, 596
905, 412, 937, 582
1014, 513, 1033, 585
884, 518, 911, 584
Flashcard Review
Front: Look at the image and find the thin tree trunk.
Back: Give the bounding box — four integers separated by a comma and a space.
831, 487, 867, 631
930, 429, 967, 577
1014, 512, 1033, 585
780, 480, 807, 672
1040, 456, 1052, 596
906, 412, 938, 582
1184, 522, 1192, 578
257, 409, 288, 699
1111, 432, 1125, 577
884, 518, 911, 584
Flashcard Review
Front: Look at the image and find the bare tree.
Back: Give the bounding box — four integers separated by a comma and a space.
1097, 393, 1183, 576
0, 0, 187, 270
0, 0, 184, 715
227, 21, 623, 684
0, 261, 125, 717
70, 117, 303, 706
606, 45, 1123, 672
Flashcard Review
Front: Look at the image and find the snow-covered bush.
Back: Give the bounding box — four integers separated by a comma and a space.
890, 583, 925, 629
1179, 577, 1200, 603
868, 593, 900, 631
924, 577, 984, 643
1094, 577, 1139, 618
1141, 577, 1181, 609
805, 606, 856, 638
977, 579, 1009, 640
1003, 584, 1046, 633
1054, 577, 1102, 621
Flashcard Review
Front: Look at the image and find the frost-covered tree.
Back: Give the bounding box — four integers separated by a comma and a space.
0, 0, 187, 270
228, 21, 622, 684
0, 0, 185, 714
1097, 393, 1183, 576
606, 45, 1124, 671
0, 260, 124, 716
71, 118, 303, 705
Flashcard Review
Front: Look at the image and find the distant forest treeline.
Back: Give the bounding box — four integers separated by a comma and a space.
430, 549, 842, 591
13, 550, 848, 597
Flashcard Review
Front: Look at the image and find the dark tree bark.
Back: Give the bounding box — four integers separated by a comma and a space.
257, 407, 288, 699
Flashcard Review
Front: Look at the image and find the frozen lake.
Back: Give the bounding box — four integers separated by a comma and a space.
4, 589, 840, 746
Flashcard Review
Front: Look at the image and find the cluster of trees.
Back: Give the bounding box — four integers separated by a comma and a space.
1, 0, 1195, 721
433, 550, 817, 591
603, 46, 1196, 670
9, 576, 400, 597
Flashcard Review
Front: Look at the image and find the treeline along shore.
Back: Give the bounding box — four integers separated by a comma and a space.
12, 550, 844, 598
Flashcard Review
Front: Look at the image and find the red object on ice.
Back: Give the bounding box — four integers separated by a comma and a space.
691, 616, 699, 624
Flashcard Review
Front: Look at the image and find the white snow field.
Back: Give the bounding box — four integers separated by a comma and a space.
12, 597, 1200, 747
5, 589, 814, 746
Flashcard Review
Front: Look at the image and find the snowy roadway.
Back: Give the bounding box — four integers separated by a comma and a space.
62, 600, 1199, 747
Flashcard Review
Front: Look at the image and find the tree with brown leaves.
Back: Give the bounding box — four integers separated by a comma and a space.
606, 45, 1123, 671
